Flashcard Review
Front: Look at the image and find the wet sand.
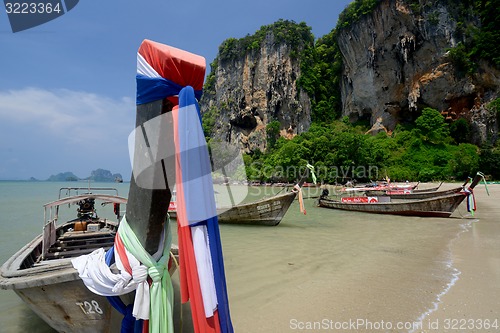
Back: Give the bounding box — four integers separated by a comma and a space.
420, 185, 500, 333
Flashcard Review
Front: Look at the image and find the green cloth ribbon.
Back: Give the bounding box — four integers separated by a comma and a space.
478, 171, 490, 196
118, 216, 174, 333
306, 163, 317, 184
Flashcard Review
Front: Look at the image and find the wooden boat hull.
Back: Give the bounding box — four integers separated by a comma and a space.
218, 191, 297, 226
0, 234, 124, 332
15, 279, 123, 333
318, 192, 467, 218
1, 232, 178, 333
169, 190, 297, 226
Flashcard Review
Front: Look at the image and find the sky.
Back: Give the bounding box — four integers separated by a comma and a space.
0, 0, 352, 180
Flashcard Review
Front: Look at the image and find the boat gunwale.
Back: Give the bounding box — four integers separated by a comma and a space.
217, 189, 296, 210
44, 193, 128, 209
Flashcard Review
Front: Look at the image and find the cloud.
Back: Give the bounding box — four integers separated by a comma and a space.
0, 87, 135, 144
0, 87, 136, 179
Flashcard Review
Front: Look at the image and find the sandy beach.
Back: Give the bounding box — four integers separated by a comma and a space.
219, 183, 500, 333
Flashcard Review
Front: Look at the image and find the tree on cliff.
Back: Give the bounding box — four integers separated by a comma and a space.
415, 108, 450, 145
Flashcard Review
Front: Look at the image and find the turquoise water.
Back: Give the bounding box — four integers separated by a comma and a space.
0, 181, 482, 332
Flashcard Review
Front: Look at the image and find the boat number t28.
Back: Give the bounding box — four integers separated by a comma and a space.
76, 300, 104, 316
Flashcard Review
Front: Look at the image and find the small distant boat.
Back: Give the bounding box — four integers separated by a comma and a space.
318, 174, 482, 218
342, 182, 419, 193
366, 186, 463, 200
364, 182, 459, 200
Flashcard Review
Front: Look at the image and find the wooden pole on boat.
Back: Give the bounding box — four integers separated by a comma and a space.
126, 99, 174, 254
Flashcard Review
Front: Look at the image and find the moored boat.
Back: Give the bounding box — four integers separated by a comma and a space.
364, 181, 465, 200
169, 186, 301, 226
318, 173, 482, 218
217, 188, 298, 226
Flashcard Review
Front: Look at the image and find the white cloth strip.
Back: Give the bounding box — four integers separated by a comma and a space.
137, 52, 162, 78
191, 225, 218, 317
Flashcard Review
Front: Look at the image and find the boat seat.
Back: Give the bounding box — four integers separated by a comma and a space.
49, 241, 113, 252
58, 230, 115, 240
44, 248, 109, 259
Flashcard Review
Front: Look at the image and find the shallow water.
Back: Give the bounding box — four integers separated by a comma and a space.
0, 181, 487, 332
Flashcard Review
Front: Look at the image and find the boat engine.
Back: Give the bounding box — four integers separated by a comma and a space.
77, 198, 95, 218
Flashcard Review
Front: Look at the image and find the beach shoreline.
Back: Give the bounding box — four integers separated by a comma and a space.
417, 184, 500, 333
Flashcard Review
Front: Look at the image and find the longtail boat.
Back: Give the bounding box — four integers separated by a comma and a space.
364, 182, 463, 200
318, 173, 482, 218
169, 186, 300, 226
217, 189, 298, 226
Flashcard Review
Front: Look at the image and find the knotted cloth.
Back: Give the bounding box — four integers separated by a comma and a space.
118, 217, 174, 333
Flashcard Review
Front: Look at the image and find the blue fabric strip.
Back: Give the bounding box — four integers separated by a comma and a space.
136, 75, 203, 105
178, 87, 234, 332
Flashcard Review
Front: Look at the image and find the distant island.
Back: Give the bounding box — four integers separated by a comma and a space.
45, 169, 124, 182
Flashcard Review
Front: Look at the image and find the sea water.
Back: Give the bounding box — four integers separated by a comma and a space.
0, 181, 480, 332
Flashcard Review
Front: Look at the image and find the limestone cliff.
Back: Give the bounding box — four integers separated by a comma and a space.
337, 0, 499, 144
200, 21, 312, 153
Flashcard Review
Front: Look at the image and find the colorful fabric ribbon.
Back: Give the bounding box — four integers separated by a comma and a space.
104, 247, 145, 333
477, 171, 490, 196
174, 86, 233, 333
294, 184, 306, 215
306, 163, 317, 185
136, 40, 205, 105
73, 40, 233, 333
118, 217, 174, 333
71, 221, 170, 332
463, 187, 476, 215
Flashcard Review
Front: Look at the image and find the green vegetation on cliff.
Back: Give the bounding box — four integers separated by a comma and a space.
218, 19, 314, 63
243, 108, 498, 183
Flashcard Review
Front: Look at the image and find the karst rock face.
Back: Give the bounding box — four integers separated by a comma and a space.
200, 32, 311, 153
203, 1, 499, 151
337, 0, 499, 144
